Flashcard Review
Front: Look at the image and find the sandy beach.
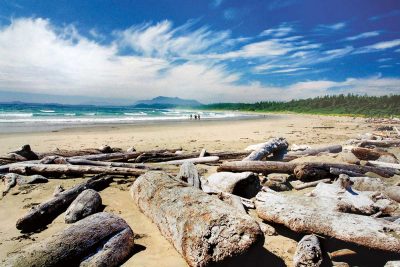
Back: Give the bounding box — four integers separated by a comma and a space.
0, 114, 398, 266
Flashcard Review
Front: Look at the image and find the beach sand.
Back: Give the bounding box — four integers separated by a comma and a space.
0, 114, 395, 266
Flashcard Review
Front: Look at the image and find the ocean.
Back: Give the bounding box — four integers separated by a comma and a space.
0, 103, 256, 133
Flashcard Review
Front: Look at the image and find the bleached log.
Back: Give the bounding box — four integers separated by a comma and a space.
158, 156, 220, 165
176, 162, 201, 189
350, 176, 400, 203
8, 163, 145, 177
217, 192, 247, 214
255, 191, 400, 253
309, 176, 397, 215
293, 178, 331, 190
206, 172, 261, 198
368, 161, 400, 170
329, 167, 364, 177
16, 176, 112, 232
199, 148, 207, 158
1, 173, 48, 196
360, 140, 400, 147
351, 147, 398, 163
9, 144, 39, 160
218, 161, 396, 178
283, 145, 342, 161
293, 234, 322, 267
394, 127, 400, 137
66, 158, 156, 169
130, 171, 263, 267
243, 137, 288, 161
5, 212, 134, 267
64, 189, 102, 223
258, 222, 276, 236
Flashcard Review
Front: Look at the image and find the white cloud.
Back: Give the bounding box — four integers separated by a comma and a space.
260, 23, 294, 37
355, 39, 400, 54
316, 22, 346, 31
344, 31, 380, 41
0, 17, 398, 104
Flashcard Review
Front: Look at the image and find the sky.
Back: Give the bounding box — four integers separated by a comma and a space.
0, 0, 399, 104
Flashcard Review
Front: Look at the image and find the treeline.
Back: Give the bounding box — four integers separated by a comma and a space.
199, 94, 400, 117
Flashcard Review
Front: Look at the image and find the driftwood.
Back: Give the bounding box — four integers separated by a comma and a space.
368, 161, 400, 170
206, 172, 261, 198
217, 192, 247, 214
329, 167, 364, 177
1, 173, 48, 196
176, 162, 201, 189
130, 171, 263, 267
8, 163, 145, 177
16, 176, 112, 232
351, 147, 398, 163
9, 144, 39, 160
4, 212, 134, 267
350, 176, 400, 203
360, 140, 400, 147
293, 178, 331, 190
309, 176, 397, 215
158, 156, 220, 165
243, 137, 288, 161
218, 161, 396, 178
199, 149, 207, 158
283, 145, 342, 161
293, 235, 322, 267
64, 189, 102, 223
255, 191, 400, 253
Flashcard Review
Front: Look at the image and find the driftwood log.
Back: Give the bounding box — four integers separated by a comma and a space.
4, 212, 134, 267
64, 189, 102, 223
292, 178, 331, 190
283, 145, 342, 161
176, 162, 201, 189
255, 191, 400, 253
1, 173, 48, 196
351, 147, 398, 163
360, 140, 400, 147
350, 176, 400, 203
218, 161, 397, 178
206, 172, 261, 198
368, 161, 400, 170
243, 137, 288, 161
293, 234, 322, 267
130, 171, 263, 267
16, 176, 112, 232
8, 163, 145, 177
158, 156, 220, 165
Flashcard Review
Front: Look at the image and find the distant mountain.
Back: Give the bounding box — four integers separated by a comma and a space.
134, 96, 202, 108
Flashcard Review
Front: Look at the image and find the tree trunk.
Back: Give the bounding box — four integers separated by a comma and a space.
130, 171, 263, 267
66, 158, 158, 169
16, 176, 113, 232
255, 191, 400, 253
293, 235, 322, 267
283, 145, 342, 161
176, 162, 201, 189
8, 163, 145, 177
64, 189, 102, 223
368, 161, 400, 170
158, 156, 220, 165
218, 161, 397, 178
243, 137, 288, 161
351, 147, 398, 163
5, 212, 134, 267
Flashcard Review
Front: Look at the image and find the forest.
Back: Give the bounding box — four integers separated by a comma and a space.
200, 94, 400, 117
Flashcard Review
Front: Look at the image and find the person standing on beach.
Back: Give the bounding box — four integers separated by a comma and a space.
198, 114, 201, 120
190, 114, 192, 120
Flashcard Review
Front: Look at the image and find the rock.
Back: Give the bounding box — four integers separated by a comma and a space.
131, 171, 263, 267
4, 212, 134, 267
206, 171, 261, 198
293, 234, 322, 267
65, 189, 102, 223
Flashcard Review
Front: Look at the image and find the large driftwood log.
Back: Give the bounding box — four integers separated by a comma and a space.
255, 191, 400, 253
206, 172, 261, 198
309, 176, 397, 215
158, 156, 219, 165
243, 137, 288, 161
293, 234, 322, 267
4, 212, 134, 267
350, 176, 400, 203
130, 171, 263, 267
8, 163, 145, 177
368, 161, 400, 170
218, 161, 397, 178
283, 145, 342, 161
351, 147, 398, 163
176, 162, 201, 189
64, 189, 102, 223
360, 140, 400, 147
16, 176, 112, 232
1, 173, 48, 196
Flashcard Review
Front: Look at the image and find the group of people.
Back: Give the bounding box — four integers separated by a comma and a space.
189, 114, 201, 120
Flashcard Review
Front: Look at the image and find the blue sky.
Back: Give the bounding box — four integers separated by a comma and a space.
0, 0, 399, 103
